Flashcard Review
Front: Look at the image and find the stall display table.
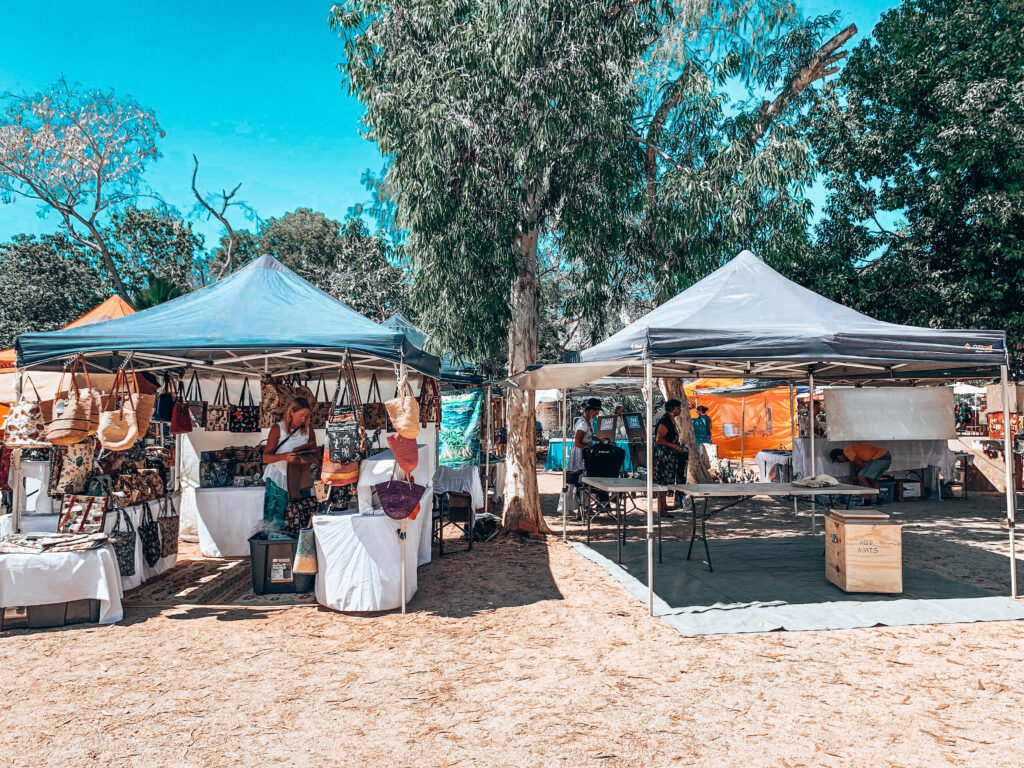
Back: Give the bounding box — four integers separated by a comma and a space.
755, 450, 792, 483
433, 465, 484, 511
545, 438, 634, 473
0, 545, 123, 625
357, 444, 434, 566
195, 486, 266, 557
313, 484, 432, 612
579, 477, 667, 563
671, 483, 879, 572
792, 439, 953, 498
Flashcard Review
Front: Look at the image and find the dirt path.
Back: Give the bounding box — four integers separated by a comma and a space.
2, 474, 1023, 767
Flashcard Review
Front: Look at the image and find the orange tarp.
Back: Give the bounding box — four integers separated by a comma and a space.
0, 295, 134, 369
686, 379, 794, 460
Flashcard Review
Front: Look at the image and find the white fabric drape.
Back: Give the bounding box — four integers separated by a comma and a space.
195, 487, 266, 557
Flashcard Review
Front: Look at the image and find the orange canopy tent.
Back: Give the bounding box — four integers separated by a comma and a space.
684, 378, 794, 460
0, 296, 135, 370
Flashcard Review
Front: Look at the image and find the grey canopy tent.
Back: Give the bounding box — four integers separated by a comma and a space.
16, 255, 440, 378
381, 313, 483, 385
510, 250, 1016, 612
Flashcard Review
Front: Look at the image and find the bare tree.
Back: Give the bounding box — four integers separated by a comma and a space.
0, 77, 164, 298
190, 155, 255, 280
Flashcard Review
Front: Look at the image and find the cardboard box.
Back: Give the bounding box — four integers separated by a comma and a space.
897, 480, 923, 500
826, 512, 902, 593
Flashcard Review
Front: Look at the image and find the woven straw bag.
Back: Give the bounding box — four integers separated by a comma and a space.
387, 433, 419, 475
385, 379, 420, 439
98, 367, 140, 451
46, 357, 101, 445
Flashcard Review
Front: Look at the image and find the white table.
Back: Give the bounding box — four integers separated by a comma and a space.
195, 486, 266, 557
0, 545, 124, 624
433, 465, 484, 511
357, 444, 434, 566
671, 483, 879, 571
313, 484, 432, 612
755, 450, 792, 483
792, 438, 954, 496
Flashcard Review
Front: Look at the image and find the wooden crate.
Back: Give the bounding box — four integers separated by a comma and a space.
825, 511, 903, 593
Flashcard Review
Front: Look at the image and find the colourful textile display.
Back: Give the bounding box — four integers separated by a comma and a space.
439, 389, 483, 468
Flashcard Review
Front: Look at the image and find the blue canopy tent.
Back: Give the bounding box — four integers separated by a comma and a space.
381, 313, 482, 386
16, 256, 440, 378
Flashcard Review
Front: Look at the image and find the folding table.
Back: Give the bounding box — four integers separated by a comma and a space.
579, 477, 667, 564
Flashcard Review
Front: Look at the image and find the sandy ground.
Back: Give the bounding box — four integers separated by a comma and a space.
2, 471, 1024, 767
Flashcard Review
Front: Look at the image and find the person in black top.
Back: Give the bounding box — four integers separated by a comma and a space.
653, 399, 688, 516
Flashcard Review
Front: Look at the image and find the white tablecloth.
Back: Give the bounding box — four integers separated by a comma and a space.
792, 438, 955, 479
313, 483, 432, 612
756, 450, 792, 483
492, 462, 506, 500
433, 465, 484, 511
0, 545, 123, 624
195, 487, 266, 557
357, 444, 434, 566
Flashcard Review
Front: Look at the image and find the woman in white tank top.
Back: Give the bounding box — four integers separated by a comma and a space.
262, 397, 318, 530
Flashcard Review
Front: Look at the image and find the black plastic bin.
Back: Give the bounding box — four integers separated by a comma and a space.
1, 599, 101, 630
248, 534, 315, 594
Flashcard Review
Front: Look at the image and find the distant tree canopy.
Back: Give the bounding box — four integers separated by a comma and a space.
812, 0, 1024, 371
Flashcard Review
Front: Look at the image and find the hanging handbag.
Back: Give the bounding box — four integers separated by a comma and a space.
138, 501, 162, 567
113, 467, 164, 506
46, 357, 101, 445
127, 364, 157, 437
375, 476, 426, 520
320, 446, 360, 487
283, 496, 319, 535
49, 440, 96, 495
418, 376, 442, 427
199, 459, 235, 488
157, 496, 180, 558
363, 373, 389, 431
230, 378, 261, 433
310, 373, 332, 429
326, 358, 366, 463
170, 378, 194, 435
182, 370, 207, 428
259, 375, 295, 429
0, 447, 12, 493
57, 493, 110, 534
108, 505, 138, 578
292, 524, 318, 575
385, 378, 421, 439
154, 376, 177, 422
288, 374, 317, 408
3, 375, 51, 447
387, 432, 419, 475
205, 376, 232, 431
97, 366, 140, 451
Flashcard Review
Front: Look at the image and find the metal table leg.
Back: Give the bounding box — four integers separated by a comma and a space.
616, 493, 622, 564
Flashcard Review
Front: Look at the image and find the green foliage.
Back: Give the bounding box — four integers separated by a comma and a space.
131, 274, 185, 310
0, 234, 106, 347
811, 0, 1024, 371
104, 207, 206, 295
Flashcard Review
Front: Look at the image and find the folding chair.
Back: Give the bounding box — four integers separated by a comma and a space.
434, 491, 474, 558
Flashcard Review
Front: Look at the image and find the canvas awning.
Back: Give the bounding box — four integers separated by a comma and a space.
381, 313, 482, 384
15, 256, 440, 377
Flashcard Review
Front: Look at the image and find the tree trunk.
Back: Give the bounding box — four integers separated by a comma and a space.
502, 220, 548, 534
659, 377, 715, 484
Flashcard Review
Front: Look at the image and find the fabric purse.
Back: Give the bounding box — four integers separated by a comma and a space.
385, 378, 421, 439
46, 357, 101, 445
283, 496, 319, 535
326, 360, 366, 464
113, 468, 164, 506
310, 373, 332, 429
0, 447, 12, 493
57, 494, 109, 534
259, 375, 295, 429
108, 506, 138, 578
230, 378, 261, 433
288, 375, 317, 409
138, 501, 162, 567
157, 496, 180, 558
49, 441, 96, 495
418, 376, 442, 426
170, 378, 194, 434
153, 376, 177, 422
205, 376, 232, 431
200, 459, 235, 488
387, 432, 419, 475
182, 370, 207, 428
375, 478, 426, 520
362, 373, 388, 431
320, 446, 360, 487
292, 524, 318, 575
97, 366, 140, 451
3, 375, 51, 447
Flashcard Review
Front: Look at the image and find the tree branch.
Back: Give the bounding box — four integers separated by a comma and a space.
191, 155, 241, 280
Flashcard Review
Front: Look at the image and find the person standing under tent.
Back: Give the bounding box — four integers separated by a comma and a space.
567, 398, 602, 484
262, 397, 318, 530
654, 399, 689, 516
614, 405, 628, 439
692, 405, 713, 447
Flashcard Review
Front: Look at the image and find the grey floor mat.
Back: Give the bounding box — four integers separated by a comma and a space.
575, 537, 1024, 635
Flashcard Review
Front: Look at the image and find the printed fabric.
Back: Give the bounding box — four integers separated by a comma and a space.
439, 389, 483, 468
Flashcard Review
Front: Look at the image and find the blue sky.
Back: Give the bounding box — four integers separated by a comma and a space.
0, 0, 897, 248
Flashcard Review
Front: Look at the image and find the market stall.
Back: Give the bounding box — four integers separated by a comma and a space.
6, 256, 443, 620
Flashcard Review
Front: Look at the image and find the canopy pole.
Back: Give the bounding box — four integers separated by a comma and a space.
10, 369, 23, 534
484, 384, 492, 517
645, 360, 654, 617
809, 371, 817, 535
561, 387, 568, 543
740, 395, 746, 482
789, 382, 797, 514
1001, 366, 1018, 598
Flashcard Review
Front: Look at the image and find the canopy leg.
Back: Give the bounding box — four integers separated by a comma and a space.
808, 371, 817, 535
1001, 366, 1018, 598
645, 361, 654, 616
789, 382, 797, 514
561, 388, 568, 543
